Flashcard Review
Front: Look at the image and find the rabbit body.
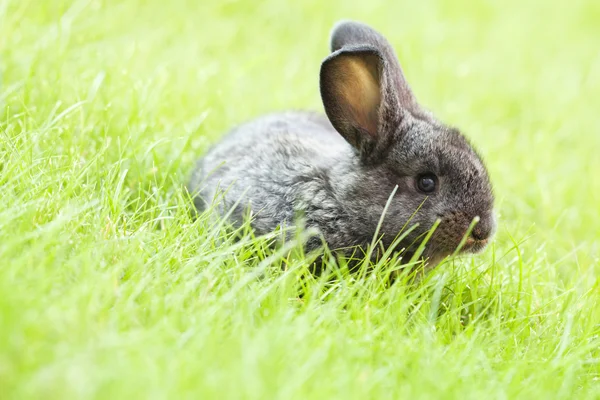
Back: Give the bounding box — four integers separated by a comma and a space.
190, 111, 375, 252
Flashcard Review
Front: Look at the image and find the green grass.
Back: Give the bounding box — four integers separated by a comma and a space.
1, 0, 600, 398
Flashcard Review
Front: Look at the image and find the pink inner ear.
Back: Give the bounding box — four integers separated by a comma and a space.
333, 54, 381, 139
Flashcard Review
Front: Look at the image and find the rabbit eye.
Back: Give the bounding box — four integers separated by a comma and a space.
417, 174, 437, 193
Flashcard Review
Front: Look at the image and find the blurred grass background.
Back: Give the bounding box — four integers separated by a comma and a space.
1, 0, 599, 398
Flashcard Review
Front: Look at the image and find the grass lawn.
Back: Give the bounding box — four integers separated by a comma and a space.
1, 0, 600, 398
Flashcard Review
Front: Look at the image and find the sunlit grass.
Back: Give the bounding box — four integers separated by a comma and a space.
1, 0, 599, 398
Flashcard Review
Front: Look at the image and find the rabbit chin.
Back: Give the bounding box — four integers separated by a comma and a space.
406, 238, 490, 268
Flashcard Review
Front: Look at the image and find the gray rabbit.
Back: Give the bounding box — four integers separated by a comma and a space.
189, 21, 495, 267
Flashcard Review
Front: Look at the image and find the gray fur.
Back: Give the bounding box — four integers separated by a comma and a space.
189, 21, 495, 267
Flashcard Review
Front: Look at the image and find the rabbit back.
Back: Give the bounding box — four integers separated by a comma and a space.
189, 111, 353, 238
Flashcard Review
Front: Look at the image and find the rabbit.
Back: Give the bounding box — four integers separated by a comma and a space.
189, 21, 495, 268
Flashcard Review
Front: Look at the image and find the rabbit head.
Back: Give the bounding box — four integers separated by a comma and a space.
320, 21, 495, 264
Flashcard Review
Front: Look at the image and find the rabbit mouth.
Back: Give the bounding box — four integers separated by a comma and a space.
410, 235, 489, 264
460, 237, 489, 253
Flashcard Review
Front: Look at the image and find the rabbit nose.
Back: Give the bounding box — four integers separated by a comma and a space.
470, 215, 494, 241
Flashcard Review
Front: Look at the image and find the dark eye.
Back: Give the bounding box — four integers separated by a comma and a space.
417, 174, 438, 193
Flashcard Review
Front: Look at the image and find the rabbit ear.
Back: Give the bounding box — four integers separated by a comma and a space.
328, 21, 421, 115
320, 47, 387, 152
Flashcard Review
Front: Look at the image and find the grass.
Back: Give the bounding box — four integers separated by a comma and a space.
1, 0, 600, 398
